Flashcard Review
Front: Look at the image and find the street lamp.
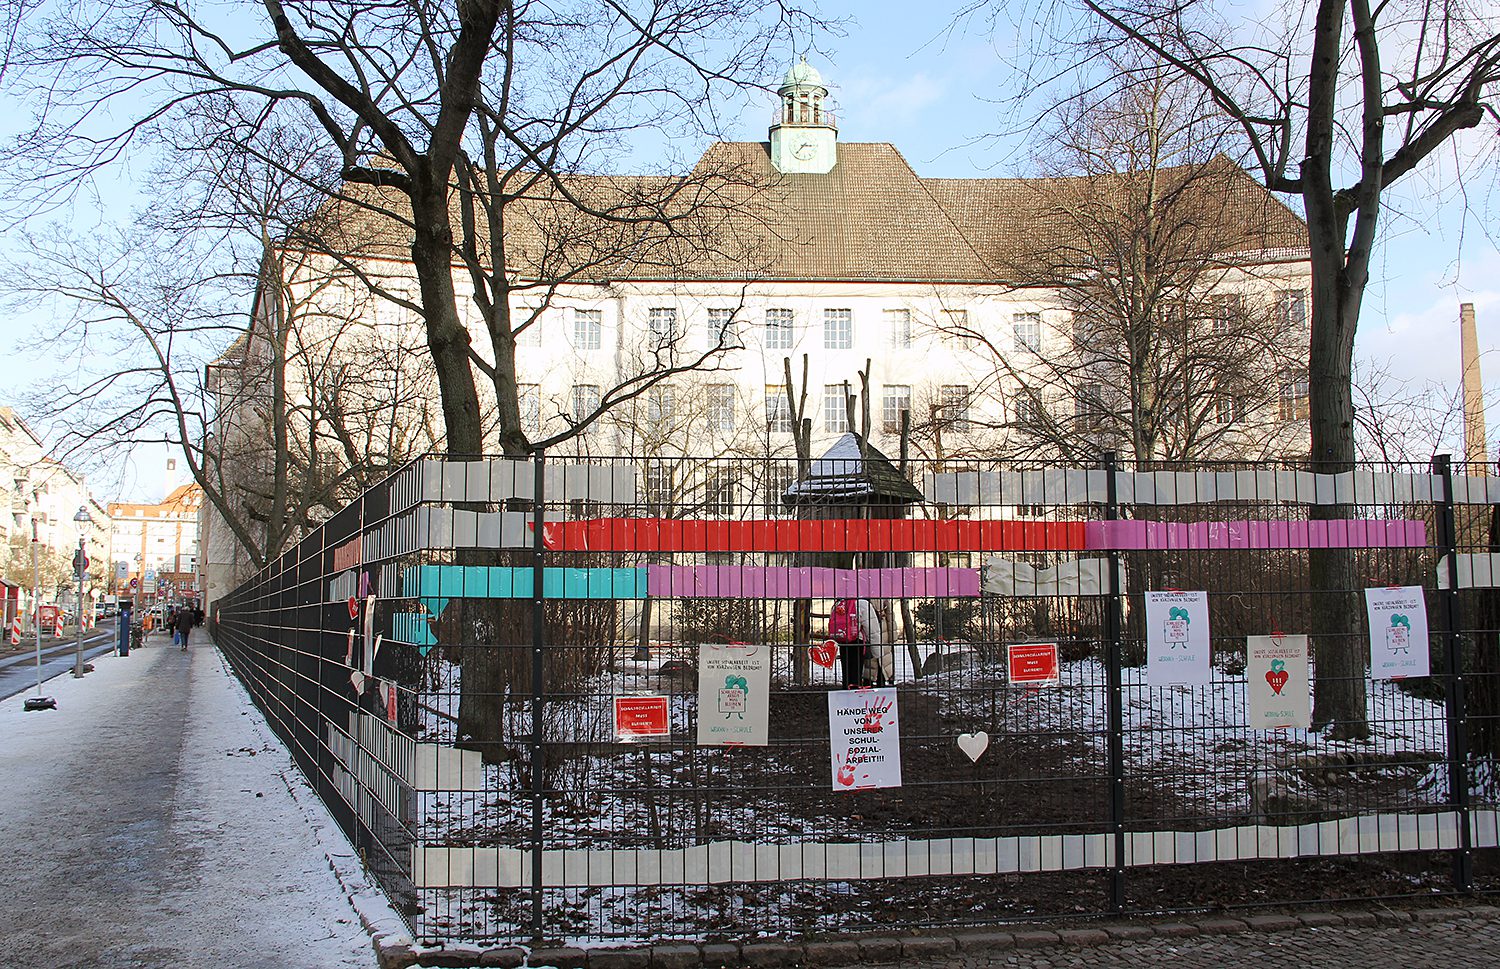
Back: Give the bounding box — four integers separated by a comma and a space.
71, 505, 91, 678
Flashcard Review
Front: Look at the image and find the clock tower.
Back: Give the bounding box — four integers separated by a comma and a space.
769, 59, 837, 175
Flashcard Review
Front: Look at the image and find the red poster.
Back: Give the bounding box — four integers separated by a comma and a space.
614, 695, 670, 740
1008, 643, 1060, 687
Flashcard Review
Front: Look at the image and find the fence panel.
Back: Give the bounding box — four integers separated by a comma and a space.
212, 453, 1500, 945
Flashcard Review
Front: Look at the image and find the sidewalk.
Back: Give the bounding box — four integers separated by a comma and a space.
0, 638, 404, 969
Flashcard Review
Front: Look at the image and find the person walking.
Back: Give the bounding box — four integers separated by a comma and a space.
173, 606, 194, 651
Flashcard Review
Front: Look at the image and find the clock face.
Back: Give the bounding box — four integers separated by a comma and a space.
792, 139, 817, 160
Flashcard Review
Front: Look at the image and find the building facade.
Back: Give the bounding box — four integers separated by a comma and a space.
203, 62, 1313, 603
110, 483, 203, 607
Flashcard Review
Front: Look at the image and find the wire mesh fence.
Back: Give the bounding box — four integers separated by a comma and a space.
212, 449, 1500, 945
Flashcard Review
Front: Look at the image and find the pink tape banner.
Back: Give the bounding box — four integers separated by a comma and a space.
1084, 518, 1428, 551
645, 566, 981, 599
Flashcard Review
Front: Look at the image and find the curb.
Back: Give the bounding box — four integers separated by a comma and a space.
381, 902, 1500, 968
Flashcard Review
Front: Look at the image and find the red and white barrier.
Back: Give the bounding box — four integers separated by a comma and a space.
9, 614, 19, 645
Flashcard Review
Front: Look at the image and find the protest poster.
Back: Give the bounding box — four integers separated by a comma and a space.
1364, 586, 1431, 680
1144, 590, 1212, 686
1007, 642, 1060, 687
614, 696, 670, 741
828, 688, 902, 791
696, 643, 771, 746
1246, 634, 1310, 729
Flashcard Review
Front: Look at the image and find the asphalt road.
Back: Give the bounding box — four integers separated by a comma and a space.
0, 629, 119, 700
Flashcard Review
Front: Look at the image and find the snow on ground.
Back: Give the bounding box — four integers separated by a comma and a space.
0, 639, 409, 968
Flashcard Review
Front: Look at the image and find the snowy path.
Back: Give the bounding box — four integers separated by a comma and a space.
0, 639, 401, 968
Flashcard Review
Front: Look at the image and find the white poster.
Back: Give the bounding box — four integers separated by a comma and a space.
1247, 634, 1310, 729
696, 643, 771, 746
828, 688, 902, 792
1144, 590, 1212, 685
1364, 586, 1431, 680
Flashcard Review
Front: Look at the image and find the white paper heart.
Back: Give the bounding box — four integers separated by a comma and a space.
350, 670, 366, 695
957, 731, 989, 763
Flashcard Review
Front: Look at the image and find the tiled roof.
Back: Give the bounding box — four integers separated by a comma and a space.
296, 144, 1307, 284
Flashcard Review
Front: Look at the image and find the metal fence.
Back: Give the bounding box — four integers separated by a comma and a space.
212, 450, 1500, 946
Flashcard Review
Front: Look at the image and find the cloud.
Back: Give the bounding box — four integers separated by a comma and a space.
838, 72, 947, 133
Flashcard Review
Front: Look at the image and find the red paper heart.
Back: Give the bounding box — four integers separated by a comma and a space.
347, 597, 359, 620
1266, 669, 1289, 695
810, 640, 838, 669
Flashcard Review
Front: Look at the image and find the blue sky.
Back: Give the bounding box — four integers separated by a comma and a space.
3, 0, 1495, 500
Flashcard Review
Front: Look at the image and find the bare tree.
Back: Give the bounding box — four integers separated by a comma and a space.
937, 65, 1308, 465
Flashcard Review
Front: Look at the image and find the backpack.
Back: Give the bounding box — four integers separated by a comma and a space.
829, 598, 862, 644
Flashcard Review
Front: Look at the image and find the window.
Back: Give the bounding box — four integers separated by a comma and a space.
644, 462, 674, 515
886, 308, 913, 348
824, 308, 852, 349
1072, 313, 1097, 348
766, 386, 793, 433
1015, 392, 1045, 427
1013, 312, 1041, 352
573, 308, 602, 350
648, 307, 678, 346
1211, 294, 1245, 334
705, 469, 737, 518
1214, 395, 1240, 425
707, 308, 739, 349
941, 385, 971, 433
882, 385, 912, 434
942, 308, 968, 331
1279, 377, 1310, 421
1278, 289, 1308, 327
824, 384, 849, 433
518, 383, 541, 434
647, 384, 675, 423
764, 308, 794, 349
571, 384, 600, 424
1074, 381, 1105, 426
515, 306, 542, 346
708, 384, 736, 433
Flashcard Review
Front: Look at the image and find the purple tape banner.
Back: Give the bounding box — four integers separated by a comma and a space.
1084, 518, 1427, 551
645, 566, 982, 599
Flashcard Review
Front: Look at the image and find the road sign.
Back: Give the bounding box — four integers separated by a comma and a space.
144, 568, 156, 584
73, 550, 90, 573
129, 577, 139, 591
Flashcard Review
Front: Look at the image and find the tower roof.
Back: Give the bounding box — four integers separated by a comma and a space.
779, 59, 825, 92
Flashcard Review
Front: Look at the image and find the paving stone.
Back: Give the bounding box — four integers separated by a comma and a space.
802, 940, 860, 966
378, 942, 421, 969
740, 941, 800, 967
1341, 911, 1379, 927
1465, 904, 1500, 920
649, 944, 703, 969
1055, 928, 1110, 946
1150, 923, 1200, 938
1240, 914, 1300, 933
417, 949, 480, 967
699, 943, 740, 968
1196, 918, 1248, 936
953, 930, 1016, 952
856, 937, 902, 962
530, 947, 588, 969
901, 936, 957, 958
1296, 913, 1346, 929
477, 948, 526, 968
1011, 930, 1062, 948
588, 948, 651, 969
1102, 925, 1154, 941
1411, 908, 1460, 923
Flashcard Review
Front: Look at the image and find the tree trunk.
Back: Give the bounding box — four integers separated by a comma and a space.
410, 182, 485, 456
1305, 199, 1369, 739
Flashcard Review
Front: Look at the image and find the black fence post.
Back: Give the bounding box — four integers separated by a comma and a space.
530, 450, 548, 939
1102, 451, 1127, 911
1433, 453, 1473, 892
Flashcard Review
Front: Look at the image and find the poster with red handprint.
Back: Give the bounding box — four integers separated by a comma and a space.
828, 688, 902, 792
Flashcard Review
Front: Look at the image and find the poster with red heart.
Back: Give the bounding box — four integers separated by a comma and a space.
1246, 634, 1310, 729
